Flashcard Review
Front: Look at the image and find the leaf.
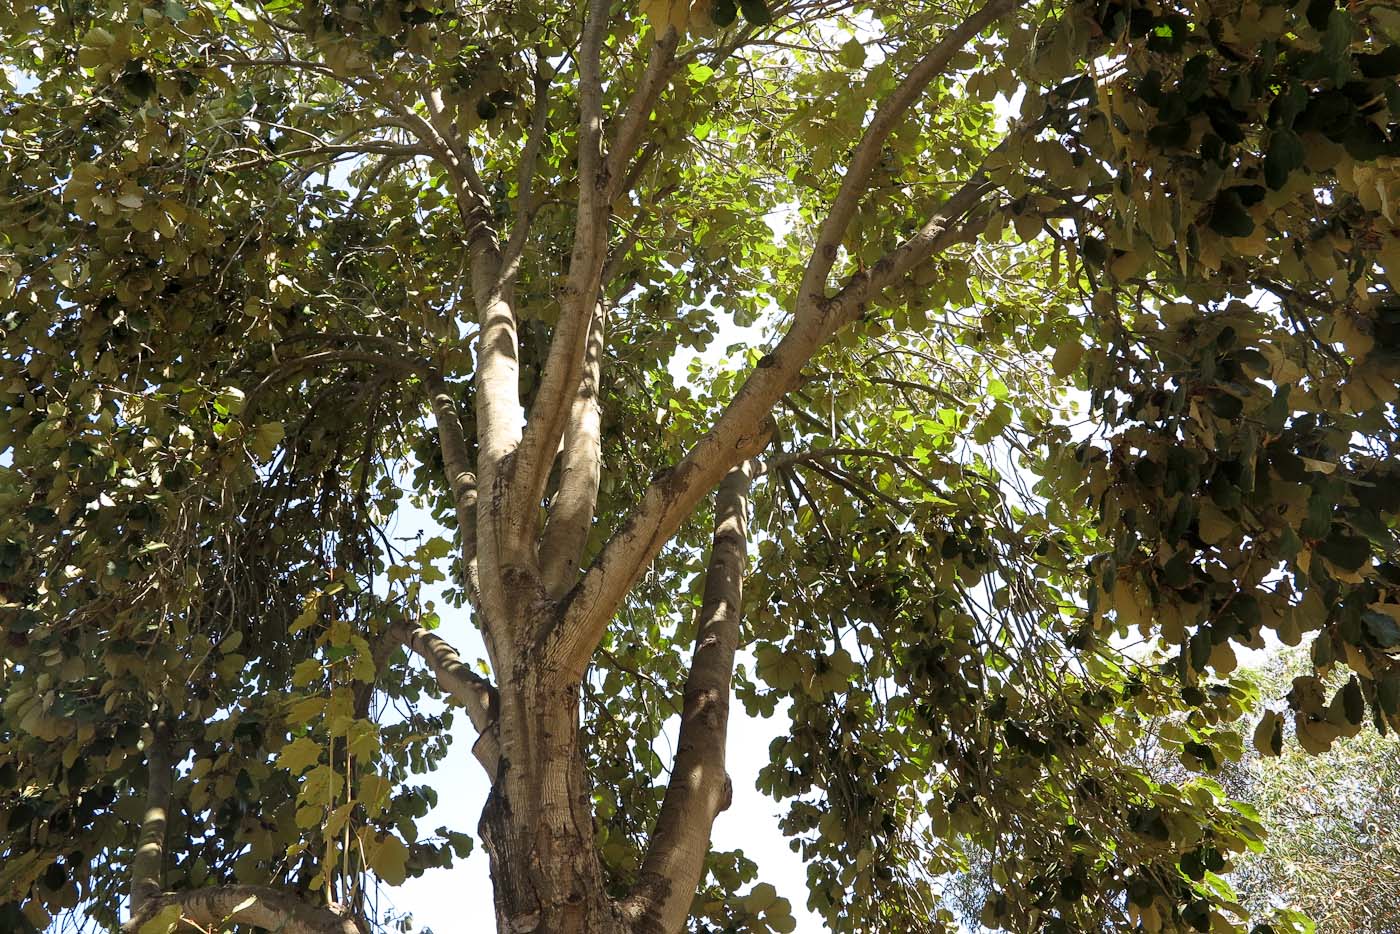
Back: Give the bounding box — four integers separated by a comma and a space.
225, 895, 258, 917
277, 736, 322, 775
837, 38, 866, 69
138, 904, 184, 934
1317, 531, 1369, 572
367, 832, 410, 885
359, 773, 392, 817
1363, 605, 1400, 648
1265, 129, 1305, 190
248, 422, 284, 461
1051, 340, 1084, 378
1253, 710, 1282, 757
743, 882, 778, 912
1197, 501, 1233, 546
738, 0, 770, 25
1342, 677, 1364, 726
640, 0, 691, 34
1208, 189, 1255, 238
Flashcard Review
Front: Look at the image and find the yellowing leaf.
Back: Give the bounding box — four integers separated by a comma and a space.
367, 832, 410, 885
1051, 340, 1084, 378
640, 0, 691, 34
137, 904, 183, 934
277, 736, 322, 775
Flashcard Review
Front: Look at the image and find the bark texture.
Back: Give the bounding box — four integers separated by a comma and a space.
479, 640, 627, 934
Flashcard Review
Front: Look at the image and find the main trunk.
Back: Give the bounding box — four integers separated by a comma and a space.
480, 654, 624, 934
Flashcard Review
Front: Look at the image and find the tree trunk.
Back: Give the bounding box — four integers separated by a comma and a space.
480, 650, 626, 934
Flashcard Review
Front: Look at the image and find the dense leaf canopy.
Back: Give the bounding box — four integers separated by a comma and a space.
2, 0, 1400, 931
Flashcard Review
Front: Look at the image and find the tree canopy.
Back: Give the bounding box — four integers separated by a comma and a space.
2, 0, 1400, 931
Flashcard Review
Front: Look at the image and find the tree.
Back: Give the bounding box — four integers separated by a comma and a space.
1234, 649, 1400, 932
2, 0, 1400, 931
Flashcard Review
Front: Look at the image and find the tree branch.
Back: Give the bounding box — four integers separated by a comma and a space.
389, 619, 501, 775
129, 720, 172, 916
796, 0, 1021, 306
604, 30, 681, 203
122, 884, 365, 934
621, 463, 754, 934
536, 2, 1021, 678
424, 370, 482, 611
539, 302, 607, 599
506, 0, 613, 539
499, 55, 555, 290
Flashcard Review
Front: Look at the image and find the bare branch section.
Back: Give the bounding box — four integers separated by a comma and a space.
539, 302, 607, 598
122, 884, 366, 934
510, 19, 680, 527
129, 721, 172, 915
622, 463, 754, 934
389, 620, 501, 775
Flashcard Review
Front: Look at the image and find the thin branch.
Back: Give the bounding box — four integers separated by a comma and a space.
129, 720, 172, 916
499, 55, 555, 289
796, 0, 1022, 305
604, 30, 681, 201
424, 370, 482, 612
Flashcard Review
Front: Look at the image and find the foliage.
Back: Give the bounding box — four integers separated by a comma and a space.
1, 0, 1399, 931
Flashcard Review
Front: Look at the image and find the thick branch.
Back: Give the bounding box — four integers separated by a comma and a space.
622, 463, 753, 934
796, 0, 1021, 305
425, 371, 481, 608
129, 721, 172, 916
539, 302, 607, 598
506, 0, 613, 536
510, 9, 679, 535
389, 619, 500, 775
123, 885, 365, 934
604, 30, 681, 202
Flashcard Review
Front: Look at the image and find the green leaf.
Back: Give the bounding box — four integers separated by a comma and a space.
137, 904, 184, 934
249, 422, 284, 460
838, 38, 866, 69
